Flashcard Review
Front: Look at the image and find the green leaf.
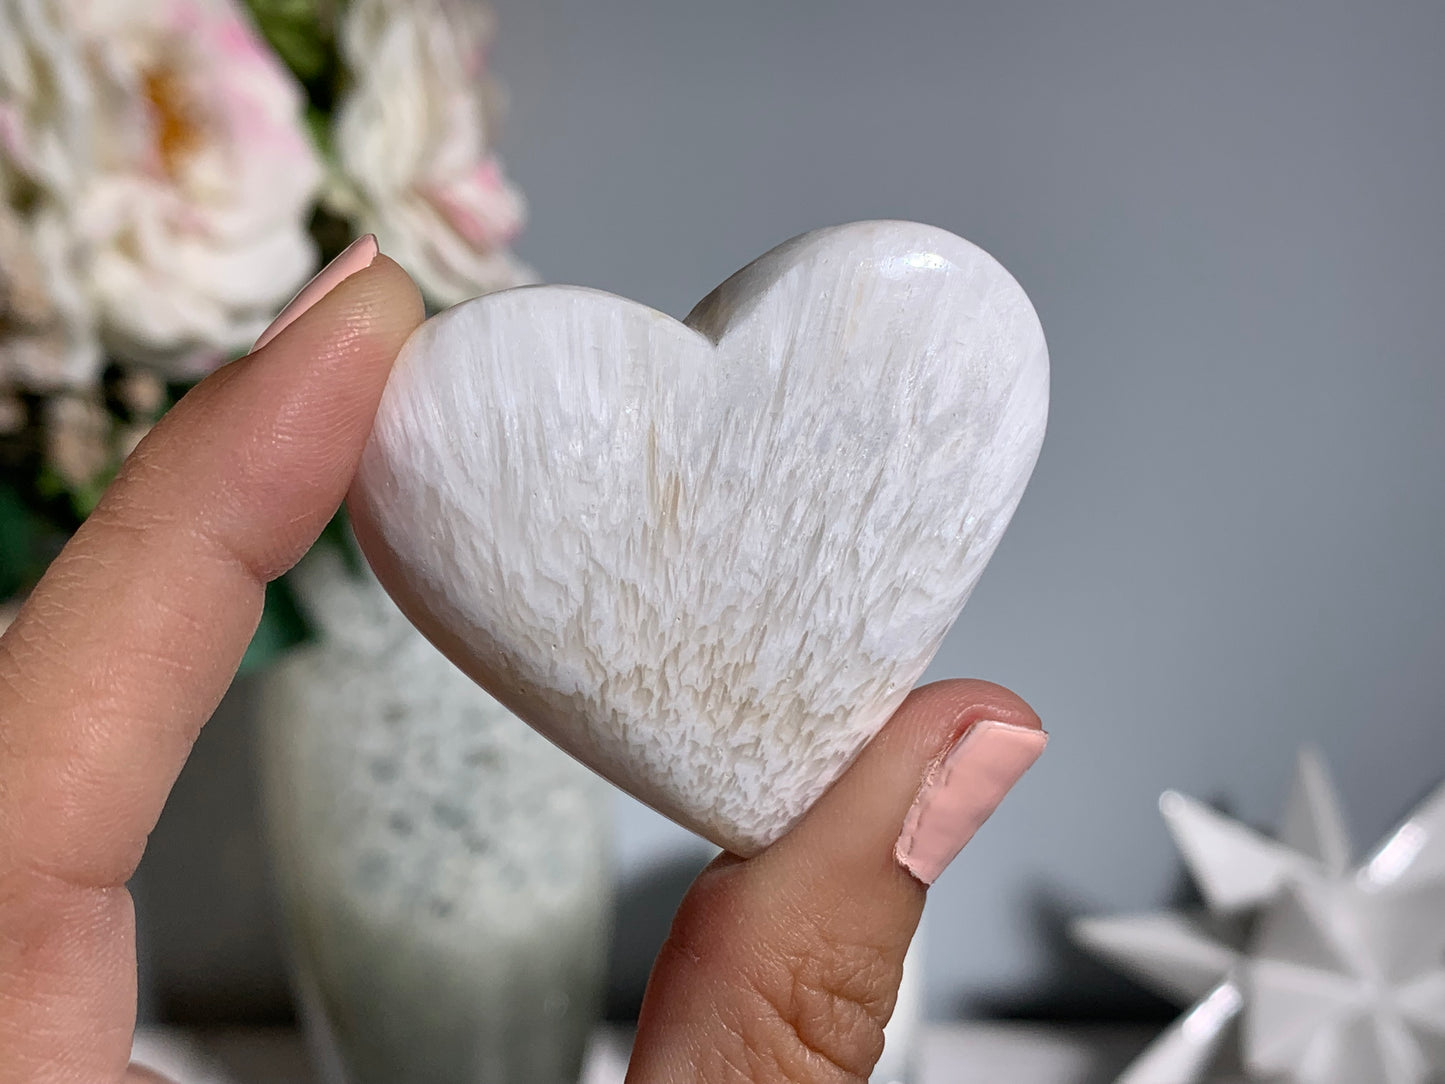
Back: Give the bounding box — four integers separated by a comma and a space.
0, 481, 63, 600
304, 105, 335, 164
238, 576, 315, 674
243, 0, 331, 83
34, 462, 118, 522
316, 507, 366, 577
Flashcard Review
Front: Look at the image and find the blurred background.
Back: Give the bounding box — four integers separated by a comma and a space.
26, 0, 1445, 1046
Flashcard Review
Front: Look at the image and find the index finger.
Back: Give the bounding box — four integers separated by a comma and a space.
0, 251, 423, 1084
0, 254, 422, 892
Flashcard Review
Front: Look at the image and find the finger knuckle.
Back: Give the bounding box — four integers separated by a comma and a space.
690, 873, 898, 1083
752, 926, 896, 1083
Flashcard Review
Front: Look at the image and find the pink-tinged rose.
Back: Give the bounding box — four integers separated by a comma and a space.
0, 0, 322, 378
335, 0, 533, 306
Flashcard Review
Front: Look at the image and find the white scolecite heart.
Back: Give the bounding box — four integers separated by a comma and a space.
352, 221, 1048, 856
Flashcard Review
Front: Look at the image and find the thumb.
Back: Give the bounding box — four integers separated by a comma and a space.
626, 679, 1046, 1084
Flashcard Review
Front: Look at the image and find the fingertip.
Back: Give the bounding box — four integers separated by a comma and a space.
760, 677, 1045, 895
255, 251, 424, 365
90, 248, 428, 589
898, 678, 1043, 735
341, 254, 427, 347
252, 234, 380, 351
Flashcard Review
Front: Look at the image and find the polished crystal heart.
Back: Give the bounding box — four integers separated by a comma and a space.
351, 221, 1048, 856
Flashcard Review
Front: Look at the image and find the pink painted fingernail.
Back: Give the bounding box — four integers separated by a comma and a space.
252, 234, 380, 351
895, 719, 1048, 885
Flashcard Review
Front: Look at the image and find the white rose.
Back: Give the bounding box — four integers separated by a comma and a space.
0, 0, 323, 378
0, 189, 98, 390
335, 0, 532, 306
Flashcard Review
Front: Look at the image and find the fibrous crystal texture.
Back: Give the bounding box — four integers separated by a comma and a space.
352, 220, 1049, 855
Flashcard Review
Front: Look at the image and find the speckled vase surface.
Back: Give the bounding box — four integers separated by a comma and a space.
257, 547, 614, 1084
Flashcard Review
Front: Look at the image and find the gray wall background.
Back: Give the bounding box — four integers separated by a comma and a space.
135, 0, 1445, 1023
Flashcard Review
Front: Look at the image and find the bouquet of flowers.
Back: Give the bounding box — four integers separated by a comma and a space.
0, 0, 530, 662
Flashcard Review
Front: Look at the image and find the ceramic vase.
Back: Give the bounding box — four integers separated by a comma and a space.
257, 546, 613, 1084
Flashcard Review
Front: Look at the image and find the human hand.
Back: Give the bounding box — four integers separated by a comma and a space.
0, 241, 1045, 1084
